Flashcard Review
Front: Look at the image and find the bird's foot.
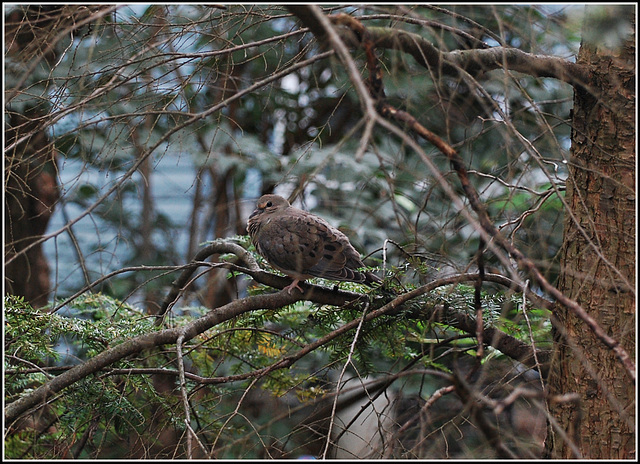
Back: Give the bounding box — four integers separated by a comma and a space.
283, 279, 304, 294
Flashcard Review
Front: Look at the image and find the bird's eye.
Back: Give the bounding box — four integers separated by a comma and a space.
266, 201, 273, 208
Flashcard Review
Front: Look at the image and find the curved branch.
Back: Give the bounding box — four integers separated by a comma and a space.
5, 253, 551, 425
5, 290, 301, 424
368, 26, 590, 89
287, 6, 590, 89
447, 46, 590, 88
358, 13, 491, 49
293, 7, 634, 381
156, 239, 369, 323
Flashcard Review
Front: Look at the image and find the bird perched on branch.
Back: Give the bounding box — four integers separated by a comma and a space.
247, 194, 381, 294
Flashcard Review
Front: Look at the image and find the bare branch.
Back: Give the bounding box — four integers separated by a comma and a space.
301, 9, 634, 381
5, 259, 551, 425
288, 6, 590, 89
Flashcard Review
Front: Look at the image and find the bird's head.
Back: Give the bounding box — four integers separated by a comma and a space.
249, 194, 290, 220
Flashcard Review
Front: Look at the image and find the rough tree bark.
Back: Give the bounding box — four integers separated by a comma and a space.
286, 6, 636, 457
546, 12, 636, 460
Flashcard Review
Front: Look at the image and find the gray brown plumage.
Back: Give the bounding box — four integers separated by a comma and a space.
247, 194, 381, 293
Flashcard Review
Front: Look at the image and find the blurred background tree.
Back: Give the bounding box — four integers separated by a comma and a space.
4, 4, 635, 459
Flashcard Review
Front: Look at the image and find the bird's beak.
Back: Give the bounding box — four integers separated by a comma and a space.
249, 208, 260, 219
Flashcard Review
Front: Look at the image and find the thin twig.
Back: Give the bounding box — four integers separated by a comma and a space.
322, 302, 369, 459
176, 332, 192, 459
6, 50, 334, 268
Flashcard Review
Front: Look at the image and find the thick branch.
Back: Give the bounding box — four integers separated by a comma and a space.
287, 6, 590, 89
294, 8, 634, 381
156, 239, 369, 322
6, 244, 551, 425
286, 5, 329, 41
369, 26, 590, 88
447, 46, 590, 88
5, 291, 300, 424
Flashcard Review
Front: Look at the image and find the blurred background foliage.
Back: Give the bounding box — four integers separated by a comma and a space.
4, 3, 601, 459
6, 4, 576, 305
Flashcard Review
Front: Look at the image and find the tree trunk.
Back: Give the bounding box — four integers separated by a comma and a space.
5, 6, 109, 307
4, 6, 65, 307
5, 111, 58, 308
546, 12, 636, 460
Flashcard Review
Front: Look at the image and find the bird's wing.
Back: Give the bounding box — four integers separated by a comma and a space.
292, 213, 368, 283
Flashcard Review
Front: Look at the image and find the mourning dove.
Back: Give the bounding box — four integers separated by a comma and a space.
247, 194, 381, 293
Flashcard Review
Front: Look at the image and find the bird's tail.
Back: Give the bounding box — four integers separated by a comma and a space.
365, 271, 382, 286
